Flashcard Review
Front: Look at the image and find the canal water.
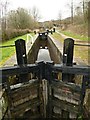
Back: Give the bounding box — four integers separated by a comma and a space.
37, 48, 51, 62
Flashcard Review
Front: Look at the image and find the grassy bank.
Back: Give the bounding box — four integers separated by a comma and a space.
61, 30, 88, 41
51, 32, 89, 65
0, 33, 33, 66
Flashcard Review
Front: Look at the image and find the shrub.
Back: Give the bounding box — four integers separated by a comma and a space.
2, 29, 32, 42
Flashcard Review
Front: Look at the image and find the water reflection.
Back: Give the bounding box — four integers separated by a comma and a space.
37, 48, 51, 62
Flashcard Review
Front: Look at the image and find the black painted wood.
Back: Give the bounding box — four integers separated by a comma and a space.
63, 38, 74, 66
15, 39, 27, 65
52, 64, 89, 75
62, 38, 75, 82
1, 64, 90, 84
15, 39, 28, 83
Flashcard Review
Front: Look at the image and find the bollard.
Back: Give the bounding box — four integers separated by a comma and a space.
34, 31, 36, 34
53, 28, 55, 32
47, 30, 49, 34
51, 30, 53, 34
62, 38, 74, 82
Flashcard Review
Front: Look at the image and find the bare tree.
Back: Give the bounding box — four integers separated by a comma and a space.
83, 0, 89, 22
31, 6, 41, 22
66, 0, 74, 24
0, 0, 9, 30
82, 0, 89, 13
71, 0, 74, 24
78, 0, 89, 22
58, 10, 62, 26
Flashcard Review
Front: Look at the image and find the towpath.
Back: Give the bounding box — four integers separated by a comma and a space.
54, 31, 89, 65
2, 34, 37, 67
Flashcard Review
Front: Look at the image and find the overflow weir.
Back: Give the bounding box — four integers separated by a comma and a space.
0, 31, 90, 120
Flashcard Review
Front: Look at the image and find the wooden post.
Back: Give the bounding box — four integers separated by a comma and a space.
62, 38, 74, 82
37, 62, 45, 118
79, 75, 87, 116
15, 39, 28, 83
62, 38, 74, 118
46, 62, 54, 118
15, 39, 27, 65
80, 76, 87, 105
63, 38, 74, 66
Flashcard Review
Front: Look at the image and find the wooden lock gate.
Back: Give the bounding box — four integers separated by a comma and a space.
0, 33, 90, 119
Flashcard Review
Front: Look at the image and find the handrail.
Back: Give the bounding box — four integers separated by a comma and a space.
74, 44, 90, 47
0, 45, 15, 48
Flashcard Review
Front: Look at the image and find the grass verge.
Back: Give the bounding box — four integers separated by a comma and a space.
0, 33, 34, 66
51, 32, 89, 65
61, 30, 88, 41
74, 46, 88, 65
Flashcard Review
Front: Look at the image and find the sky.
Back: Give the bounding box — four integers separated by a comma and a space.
3, 0, 81, 22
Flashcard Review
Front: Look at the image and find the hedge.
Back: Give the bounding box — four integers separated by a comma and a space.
2, 29, 32, 42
